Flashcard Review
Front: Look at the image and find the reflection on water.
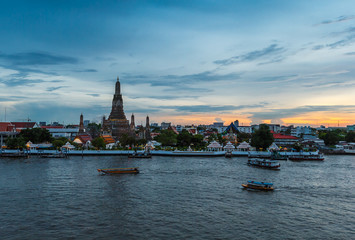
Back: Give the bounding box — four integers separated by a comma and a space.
0, 155, 354, 239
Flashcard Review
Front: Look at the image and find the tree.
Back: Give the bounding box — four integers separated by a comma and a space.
52, 139, 66, 149
91, 137, 106, 149
87, 123, 101, 139
191, 134, 206, 150
250, 124, 274, 150
324, 131, 339, 146
20, 128, 52, 143
345, 131, 355, 143
6, 136, 26, 149
119, 134, 136, 147
237, 132, 252, 143
319, 131, 340, 146
155, 129, 177, 146
177, 129, 192, 147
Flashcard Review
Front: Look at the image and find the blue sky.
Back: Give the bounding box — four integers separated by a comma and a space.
0, 0, 355, 126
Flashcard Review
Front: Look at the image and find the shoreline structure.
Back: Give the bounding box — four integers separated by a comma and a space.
1, 149, 351, 157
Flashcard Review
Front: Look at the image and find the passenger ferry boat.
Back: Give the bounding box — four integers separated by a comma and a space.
97, 167, 139, 174
288, 153, 324, 161
242, 181, 274, 191
247, 158, 280, 169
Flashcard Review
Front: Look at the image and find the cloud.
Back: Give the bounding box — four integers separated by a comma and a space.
159, 103, 268, 113
313, 27, 355, 50
46, 86, 67, 92
75, 69, 98, 72
0, 96, 28, 102
87, 94, 100, 97
0, 78, 45, 87
256, 75, 298, 83
214, 44, 285, 66
0, 51, 78, 66
345, 52, 355, 55
122, 71, 241, 88
248, 105, 355, 123
317, 15, 355, 25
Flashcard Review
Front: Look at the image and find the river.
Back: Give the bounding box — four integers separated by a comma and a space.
0, 155, 354, 239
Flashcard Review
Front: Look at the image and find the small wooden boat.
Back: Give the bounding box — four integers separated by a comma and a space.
97, 167, 139, 174
128, 152, 152, 158
242, 181, 274, 191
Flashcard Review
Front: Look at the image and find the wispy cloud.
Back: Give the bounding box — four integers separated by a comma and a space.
159, 103, 268, 113
0, 51, 78, 66
86, 94, 100, 97
317, 15, 355, 25
46, 86, 67, 92
123, 71, 241, 88
313, 27, 355, 50
75, 69, 98, 72
0, 78, 45, 87
214, 44, 285, 66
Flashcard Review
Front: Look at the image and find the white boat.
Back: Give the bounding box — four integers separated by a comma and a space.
248, 158, 280, 169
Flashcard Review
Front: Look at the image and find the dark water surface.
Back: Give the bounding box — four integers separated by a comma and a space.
0, 155, 354, 239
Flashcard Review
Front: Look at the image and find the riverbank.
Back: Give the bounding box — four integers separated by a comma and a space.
2, 149, 353, 157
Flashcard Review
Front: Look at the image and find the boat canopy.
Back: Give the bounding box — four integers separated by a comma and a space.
248, 180, 273, 186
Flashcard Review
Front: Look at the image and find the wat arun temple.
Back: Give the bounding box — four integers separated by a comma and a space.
102, 77, 133, 140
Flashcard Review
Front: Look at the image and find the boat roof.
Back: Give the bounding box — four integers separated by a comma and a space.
248, 181, 273, 185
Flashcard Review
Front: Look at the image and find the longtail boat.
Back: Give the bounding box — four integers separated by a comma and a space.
97, 167, 139, 174
242, 181, 274, 191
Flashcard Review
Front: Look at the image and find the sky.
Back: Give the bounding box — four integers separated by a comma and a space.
0, 0, 355, 127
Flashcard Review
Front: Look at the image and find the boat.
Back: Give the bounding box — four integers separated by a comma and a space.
97, 167, 139, 174
247, 158, 280, 169
288, 154, 324, 161
270, 152, 288, 160
225, 152, 232, 158
242, 181, 274, 191
128, 151, 152, 158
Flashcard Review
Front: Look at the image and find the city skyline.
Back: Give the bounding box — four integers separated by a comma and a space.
1, 1, 355, 127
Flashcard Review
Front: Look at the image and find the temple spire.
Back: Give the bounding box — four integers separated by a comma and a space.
115, 76, 121, 95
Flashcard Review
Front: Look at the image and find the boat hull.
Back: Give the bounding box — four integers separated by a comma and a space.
97, 168, 139, 174
242, 184, 274, 191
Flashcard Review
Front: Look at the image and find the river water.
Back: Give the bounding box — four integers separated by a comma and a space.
0, 155, 354, 239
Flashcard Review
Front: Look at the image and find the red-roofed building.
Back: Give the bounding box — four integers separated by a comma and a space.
102, 135, 115, 144
11, 122, 39, 132
271, 131, 299, 146
0, 122, 15, 132
73, 134, 92, 146
0, 122, 18, 147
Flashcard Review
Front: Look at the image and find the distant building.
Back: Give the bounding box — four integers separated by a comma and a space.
272, 131, 298, 146
213, 122, 224, 128
291, 126, 313, 137
11, 122, 39, 132
234, 120, 239, 127
83, 120, 90, 127
347, 125, 355, 131
0, 122, 17, 147
238, 126, 253, 134
41, 126, 78, 139
161, 122, 171, 130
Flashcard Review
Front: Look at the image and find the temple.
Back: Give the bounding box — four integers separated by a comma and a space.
102, 77, 133, 140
